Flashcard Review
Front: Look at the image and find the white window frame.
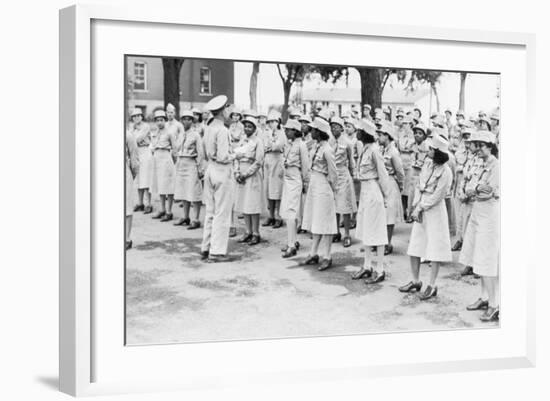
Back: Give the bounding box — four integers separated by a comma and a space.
132, 61, 148, 92
199, 66, 212, 96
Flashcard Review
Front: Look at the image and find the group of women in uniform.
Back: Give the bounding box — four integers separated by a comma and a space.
126, 101, 501, 323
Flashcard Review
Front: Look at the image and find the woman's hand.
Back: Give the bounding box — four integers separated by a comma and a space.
476, 184, 493, 194
410, 206, 421, 222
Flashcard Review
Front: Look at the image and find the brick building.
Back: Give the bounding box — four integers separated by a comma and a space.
126, 56, 235, 118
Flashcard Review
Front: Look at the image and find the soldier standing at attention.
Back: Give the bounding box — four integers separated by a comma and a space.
200, 95, 235, 263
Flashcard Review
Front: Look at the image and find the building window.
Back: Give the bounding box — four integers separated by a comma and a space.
133, 62, 147, 92
199, 67, 212, 95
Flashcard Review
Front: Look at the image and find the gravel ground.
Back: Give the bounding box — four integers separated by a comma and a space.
126, 201, 498, 345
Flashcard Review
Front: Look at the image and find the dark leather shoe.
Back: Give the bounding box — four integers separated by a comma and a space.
384, 244, 393, 255
273, 219, 283, 229
125, 240, 132, 250
365, 270, 385, 284
467, 298, 489, 311
297, 228, 307, 234
318, 258, 333, 271
248, 234, 261, 246
398, 281, 422, 293
238, 233, 253, 243
281, 242, 300, 252
419, 285, 438, 300
282, 247, 297, 258
451, 240, 463, 252
350, 220, 356, 229
173, 217, 190, 226
187, 221, 201, 230
200, 250, 209, 260
207, 254, 232, 263
343, 236, 352, 248
152, 211, 165, 219
160, 213, 173, 222
303, 255, 319, 265
229, 227, 237, 237
351, 267, 373, 280
480, 307, 499, 322
332, 233, 342, 243
339, 221, 344, 228
143, 205, 153, 214
133, 204, 144, 212
461, 265, 474, 276
262, 218, 275, 227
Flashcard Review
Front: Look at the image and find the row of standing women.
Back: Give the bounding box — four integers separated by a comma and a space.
126, 96, 500, 322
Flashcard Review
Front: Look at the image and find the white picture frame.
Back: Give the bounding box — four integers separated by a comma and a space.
59, 4, 536, 397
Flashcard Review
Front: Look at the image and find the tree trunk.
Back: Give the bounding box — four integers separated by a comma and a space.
249, 62, 259, 110
432, 84, 440, 112
459, 72, 467, 111
281, 80, 292, 124
162, 58, 185, 117
358, 67, 383, 118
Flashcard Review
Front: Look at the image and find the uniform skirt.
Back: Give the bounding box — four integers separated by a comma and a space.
263, 152, 284, 200
335, 167, 357, 214
152, 149, 175, 195
456, 200, 473, 238
174, 157, 202, 202
355, 179, 388, 246
386, 175, 404, 225
302, 171, 337, 235
235, 161, 265, 214
280, 167, 303, 220
459, 200, 500, 277
135, 146, 153, 189
401, 153, 413, 196
407, 200, 452, 262
125, 163, 134, 217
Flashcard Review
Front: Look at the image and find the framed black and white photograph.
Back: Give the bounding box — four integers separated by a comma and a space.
59, 4, 536, 397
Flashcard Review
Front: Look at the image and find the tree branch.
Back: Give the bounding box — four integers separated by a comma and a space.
276, 64, 285, 82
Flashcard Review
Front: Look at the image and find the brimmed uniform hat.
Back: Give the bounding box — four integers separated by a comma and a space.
191, 107, 201, 114
230, 107, 242, 117
344, 117, 358, 129
490, 112, 500, 121
456, 110, 465, 118
288, 107, 302, 117
257, 110, 267, 118
402, 115, 414, 125
130, 108, 143, 117
317, 108, 332, 122
284, 119, 302, 132
242, 116, 258, 128
166, 103, 176, 112
243, 109, 257, 118
308, 117, 331, 136
377, 120, 396, 139
461, 125, 474, 137
430, 134, 450, 154
153, 110, 167, 120
412, 123, 428, 135
363, 104, 372, 110
180, 109, 194, 119
267, 110, 282, 122
298, 114, 312, 124
357, 119, 377, 138
205, 95, 228, 112
475, 130, 496, 144
432, 113, 445, 127
431, 127, 449, 141
479, 115, 491, 126
330, 116, 345, 128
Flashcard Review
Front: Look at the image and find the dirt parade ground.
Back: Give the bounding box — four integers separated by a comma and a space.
126, 201, 498, 345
